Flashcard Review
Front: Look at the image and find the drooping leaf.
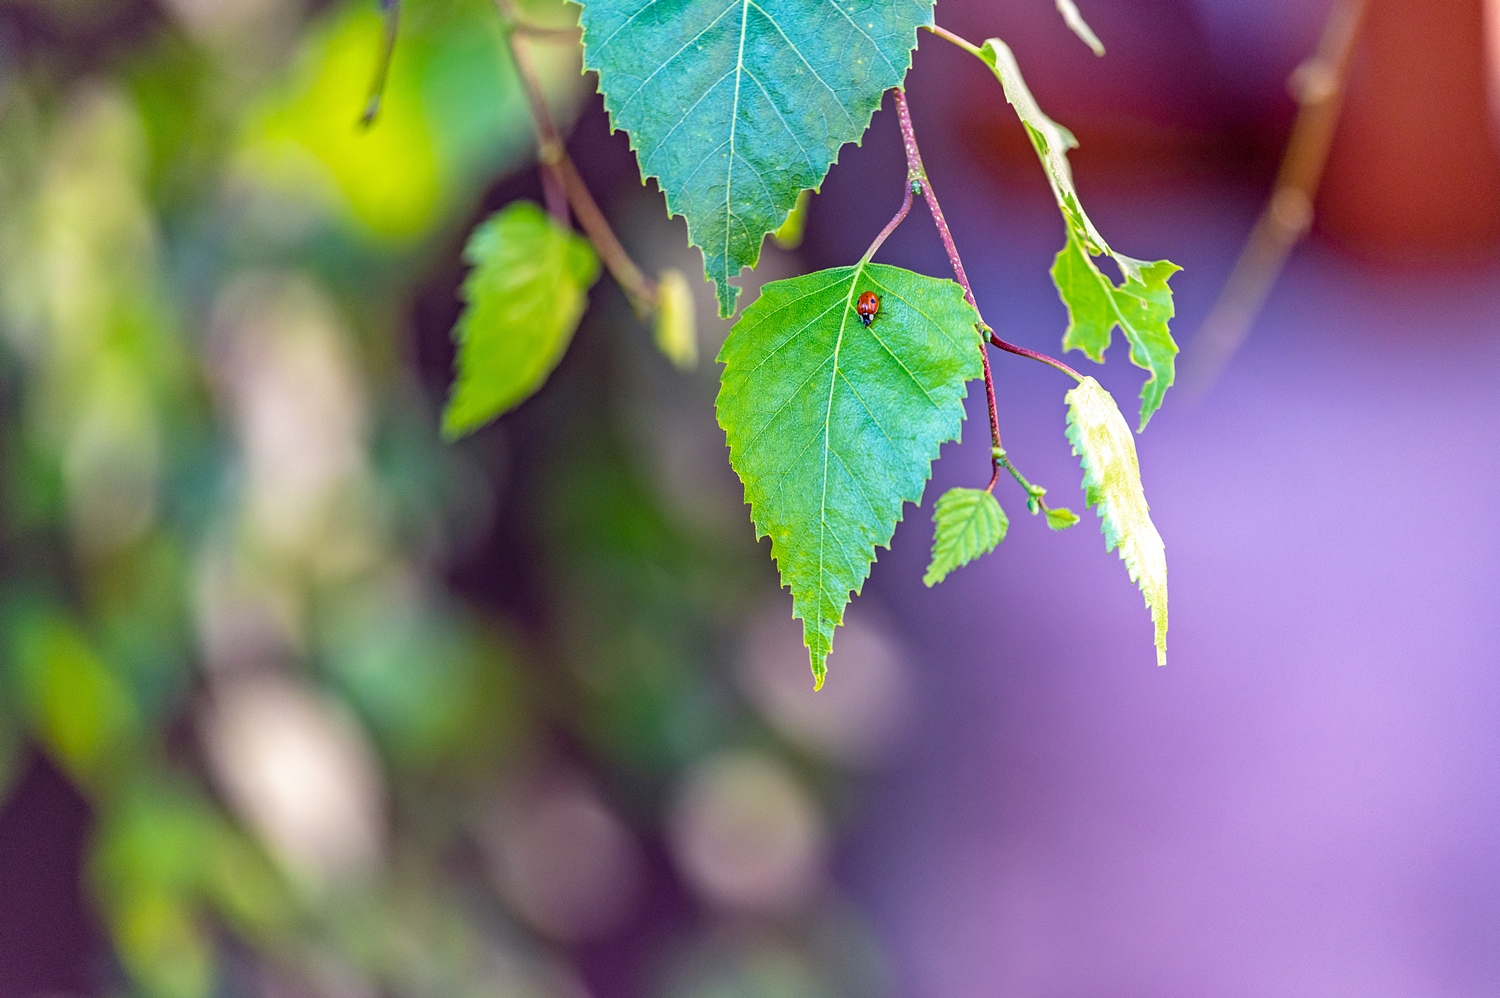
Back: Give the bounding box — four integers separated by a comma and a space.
924, 487, 1007, 586
1051, 230, 1180, 431
978, 37, 1180, 429
1064, 377, 1167, 664
443, 201, 599, 437
1055, 0, 1104, 56
580, 0, 933, 317
717, 263, 981, 687
1045, 506, 1080, 530
654, 268, 699, 369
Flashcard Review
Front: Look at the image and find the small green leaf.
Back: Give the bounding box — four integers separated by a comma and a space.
718, 263, 981, 687
1055, 0, 1104, 56
1045, 506, 1080, 530
654, 268, 698, 369
1065, 377, 1167, 664
580, 0, 934, 317
924, 487, 1008, 586
442, 202, 599, 437
977, 37, 1180, 429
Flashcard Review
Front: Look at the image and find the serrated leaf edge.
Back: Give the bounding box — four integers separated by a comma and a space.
580, 1, 934, 317
1064, 376, 1167, 664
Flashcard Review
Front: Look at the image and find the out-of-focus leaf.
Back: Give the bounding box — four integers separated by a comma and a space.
248, 7, 441, 240
9, 612, 140, 782
978, 37, 1180, 429
924, 487, 1007, 586
717, 263, 980, 687
1065, 376, 1167, 663
580, 0, 933, 316
443, 201, 600, 437
654, 268, 698, 369
243, 0, 576, 242
321, 583, 527, 768
92, 778, 297, 998
773, 189, 813, 250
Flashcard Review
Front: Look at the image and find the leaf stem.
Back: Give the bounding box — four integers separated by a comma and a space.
987, 331, 1083, 382
511, 23, 582, 42
992, 447, 1055, 514
923, 23, 983, 58
497, 0, 659, 312
360, 0, 401, 126
890, 88, 1004, 477
859, 179, 914, 264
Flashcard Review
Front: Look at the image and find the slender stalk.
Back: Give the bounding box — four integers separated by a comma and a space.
923, 23, 983, 58
889, 88, 1005, 479
1184, 0, 1368, 394
497, 0, 658, 311
988, 332, 1082, 382
539, 161, 569, 224
859, 180, 914, 264
512, 23, 582, 41
360, 0, 401, 126
994, 447, 1056, 514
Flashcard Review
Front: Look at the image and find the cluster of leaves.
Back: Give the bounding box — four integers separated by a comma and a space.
444, 0, 1178, 686
2, 3, 906, 996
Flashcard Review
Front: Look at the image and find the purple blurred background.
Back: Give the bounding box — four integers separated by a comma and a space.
825, 0, 1500, 993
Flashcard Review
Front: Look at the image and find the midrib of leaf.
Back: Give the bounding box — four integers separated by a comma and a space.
817, 262, 868, 638
725, 0, 749, 282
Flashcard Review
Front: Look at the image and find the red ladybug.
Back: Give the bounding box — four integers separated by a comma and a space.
856, 291, 880, 327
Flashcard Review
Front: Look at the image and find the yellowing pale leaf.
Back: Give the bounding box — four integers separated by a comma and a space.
653, 268, 698, 369
1065, 377, 1167, 664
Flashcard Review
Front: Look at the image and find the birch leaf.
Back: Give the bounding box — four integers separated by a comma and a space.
443, 202, 599, 437
1065, 376, 1167, 663
717, 263, 980, 687
924, 487, 1008, 586
580, 0, 933, 317
979, 36, 1180, 429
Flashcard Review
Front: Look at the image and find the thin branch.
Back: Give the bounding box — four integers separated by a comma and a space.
497, 0, 658, 311
1184, 0, 1368, 395
988, 331, 1082, 382
860, 179, 914, 264
360, 0, 402, 126
890, 88, 1005, 476
994, 448, 1057, 515
512, 23, 582, 42
923, 23, 983, 58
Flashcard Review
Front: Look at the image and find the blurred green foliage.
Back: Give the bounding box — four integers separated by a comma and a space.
0, 1, 895, 995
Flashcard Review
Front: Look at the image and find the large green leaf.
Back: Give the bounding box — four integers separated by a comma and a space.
924, 487, 1007, 586
978, 37, 1180, 429
580, 0, 933, 318
717, 263, 980, 687
1065, 376, 1167, 664
442, 201, 599, 437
